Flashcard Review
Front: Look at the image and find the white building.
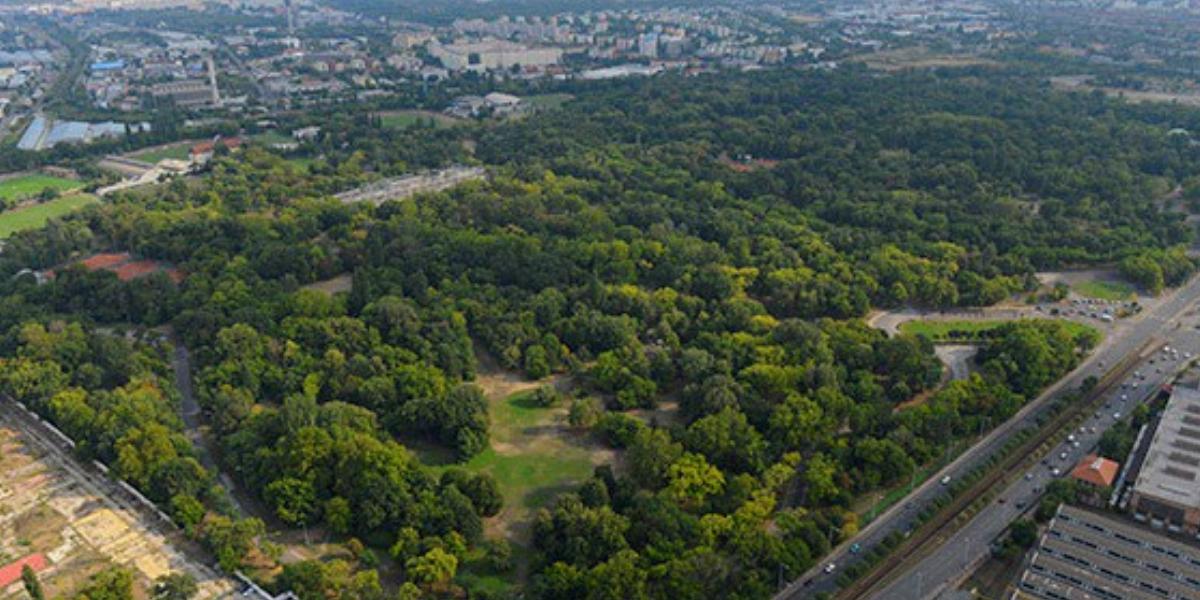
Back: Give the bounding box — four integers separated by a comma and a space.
428, 40, 562, 72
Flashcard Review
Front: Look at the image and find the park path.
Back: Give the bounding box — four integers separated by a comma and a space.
170, 339, 266, 520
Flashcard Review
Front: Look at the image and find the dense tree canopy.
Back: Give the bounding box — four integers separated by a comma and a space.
0, 64, 1193, 598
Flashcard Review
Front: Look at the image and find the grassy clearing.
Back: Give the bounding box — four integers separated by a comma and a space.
524, 93, 574, 110
1074, 279, 1136, 301
287, 157, 317, 172
379, 110, 459, 130
129, 142, 192, 164
899, 318, 1100, 343
462, 391, 596, 513
251, 131, 296, 147
0, 174, 82, 202
0, 193, 99, 238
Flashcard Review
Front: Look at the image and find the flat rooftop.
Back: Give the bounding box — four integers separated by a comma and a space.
1015, 504, 1200, 600
1132, 385, 1200, 510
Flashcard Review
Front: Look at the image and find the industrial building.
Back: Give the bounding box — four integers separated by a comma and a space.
428, 40, 561, 72
149, 80, 216, 108
17, 116, 148, 151
1013, 504, 1200, 600
1129, 386, 1200, 536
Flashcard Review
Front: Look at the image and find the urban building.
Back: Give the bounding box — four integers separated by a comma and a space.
1129, 386, 1200, 536
150, 80, 216, 108
428, 40, 562, 72
484, 92, 522, 115
1013, 504, 1200, 600
1070, 454, 1120, 506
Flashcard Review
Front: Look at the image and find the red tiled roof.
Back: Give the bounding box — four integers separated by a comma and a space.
191, 136, 243, 156
0, 553, 47, 589
79, 252, 131, 271
112, 260, 161, 282
1070, 454, 1120, 488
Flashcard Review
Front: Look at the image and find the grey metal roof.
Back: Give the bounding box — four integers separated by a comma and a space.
1133, 386, 1200, 511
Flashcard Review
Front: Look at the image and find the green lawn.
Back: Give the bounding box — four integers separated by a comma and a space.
251, 131, 296, 147
287, 157, 317, 172
524, 93, 575, 110
0, 174, 83, 203
128, 143, 192, 164
1074, 279, 1136, 301
378, 110, 458, 130
459, 391, 596, 512
0, 193, 99, 238
899, 318, 1100, 343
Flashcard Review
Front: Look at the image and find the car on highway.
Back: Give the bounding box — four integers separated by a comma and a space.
824, 563, 836, 574
850, 543, 862, 554
940, 475, 952, 485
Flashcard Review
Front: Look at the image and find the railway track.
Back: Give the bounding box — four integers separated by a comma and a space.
839, 336, 1160, 599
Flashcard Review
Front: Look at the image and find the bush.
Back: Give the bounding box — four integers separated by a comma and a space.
595, 412, 646, 448
568, 397, 604, 429
531, 385, 562, 408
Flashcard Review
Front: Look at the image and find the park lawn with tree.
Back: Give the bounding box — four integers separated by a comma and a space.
0, 65, 1196, 599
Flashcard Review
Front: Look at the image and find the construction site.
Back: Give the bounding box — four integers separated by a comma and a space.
0, 404, 234, 599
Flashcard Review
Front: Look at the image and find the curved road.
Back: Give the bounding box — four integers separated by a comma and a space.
776, 273, 1200, 599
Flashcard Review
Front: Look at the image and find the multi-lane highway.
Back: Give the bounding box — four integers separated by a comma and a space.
776, 273, 1200, 600
868, 278, 1200, 600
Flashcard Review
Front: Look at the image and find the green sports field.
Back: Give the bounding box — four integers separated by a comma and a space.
0, 174, 83, 203
0, 193, 99, 238
378, 110, 459, 129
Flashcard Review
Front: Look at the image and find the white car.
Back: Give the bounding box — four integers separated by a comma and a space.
1059, 452, 1068, 460
940, 475, 952, 485
824, 563, 836, 574
1113, 412, 1122, 420
1052, 468, 1062, 477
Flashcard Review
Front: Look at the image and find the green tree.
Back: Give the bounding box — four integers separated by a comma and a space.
405, 547, 458, 590
22, 565, 44, 600
153, 573, 198, 600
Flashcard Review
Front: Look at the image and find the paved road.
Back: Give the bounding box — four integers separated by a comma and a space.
777, 273, 1200, 599
172, 342, 255, 518
868, 275, 1200, 600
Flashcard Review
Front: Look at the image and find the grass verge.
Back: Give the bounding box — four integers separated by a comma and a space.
899, 318, 1099, 344
1074, 279, 1136, 301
